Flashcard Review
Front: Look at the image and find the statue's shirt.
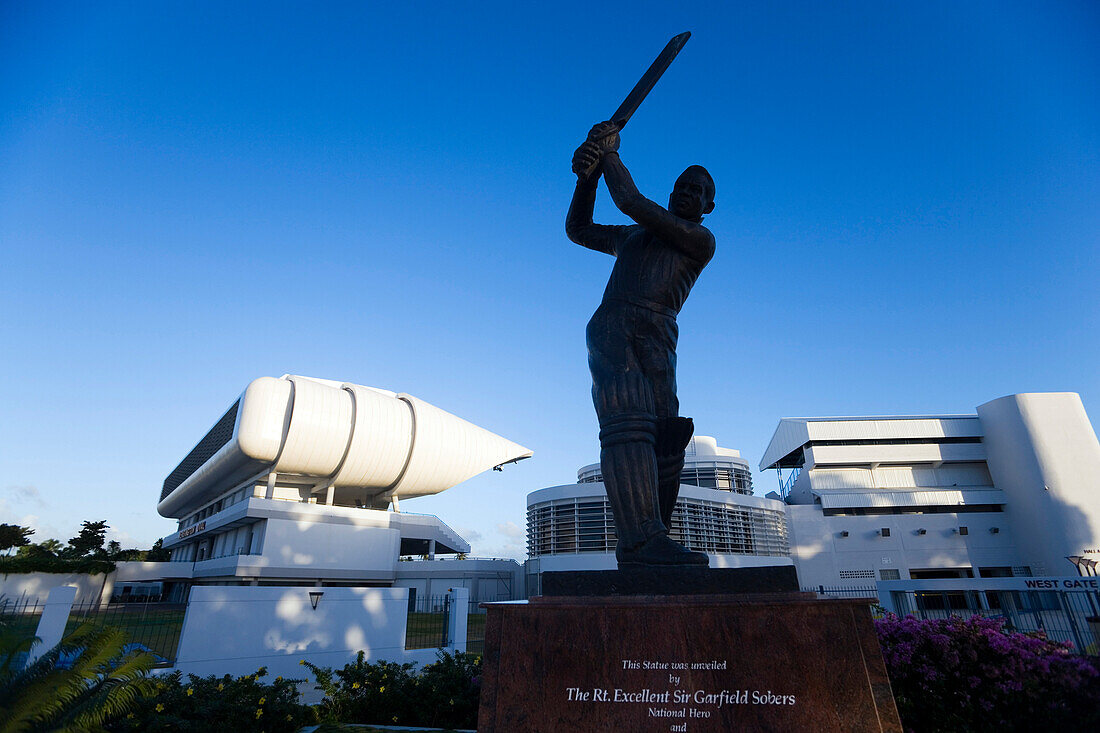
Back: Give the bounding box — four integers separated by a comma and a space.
601, 226, 707, 317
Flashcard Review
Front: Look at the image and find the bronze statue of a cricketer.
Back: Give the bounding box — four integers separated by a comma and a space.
567, 119, 715, 567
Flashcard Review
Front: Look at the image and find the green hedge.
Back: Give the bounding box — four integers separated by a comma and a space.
0, 556, 116, 575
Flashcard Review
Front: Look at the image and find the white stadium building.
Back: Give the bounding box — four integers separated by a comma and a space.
524, 392, 1100, 643
154, 374, 531, 602
524, 435, 794, 594
763, 392, 1100, 587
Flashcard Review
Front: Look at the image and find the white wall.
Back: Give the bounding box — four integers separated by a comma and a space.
978, 393, 1100, 576
190, 518, 400, 580
172, 585, 432, 682
0, 572, 113, 605
787, 504, 1022, 587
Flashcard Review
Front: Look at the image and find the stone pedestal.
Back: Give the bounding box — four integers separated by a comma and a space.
541, 565, 799, 596
479, 593, 902, 732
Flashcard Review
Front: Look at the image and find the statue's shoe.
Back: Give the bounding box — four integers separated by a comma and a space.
617, 533, 709, 567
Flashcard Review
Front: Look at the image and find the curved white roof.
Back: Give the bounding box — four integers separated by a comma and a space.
158, 375, 532, 518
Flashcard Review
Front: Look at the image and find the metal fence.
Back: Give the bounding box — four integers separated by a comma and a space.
802, 585, 880, 599
65, 600, 187, 667
403, 594, 488, 655
889, 589, 1100, 653
405, 594, 452, 650
466, 600, 487, 656
0, 596, 43, 669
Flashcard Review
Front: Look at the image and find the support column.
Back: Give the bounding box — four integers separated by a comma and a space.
446, 587, 470, 654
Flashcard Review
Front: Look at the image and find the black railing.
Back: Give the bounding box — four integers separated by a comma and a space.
0, 597, 43, 669
889, 589, 1100, 653
803, 585, 880, 599
405, 594, 451, 650
466, 600, 487, 656
65, 600, 186, 667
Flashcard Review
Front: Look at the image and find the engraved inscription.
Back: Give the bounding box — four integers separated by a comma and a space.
565, 658, 796, 730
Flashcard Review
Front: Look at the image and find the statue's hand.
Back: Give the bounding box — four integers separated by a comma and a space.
573, 121, 621, 179
572, 140, 603, 178
587, 120, 621, 154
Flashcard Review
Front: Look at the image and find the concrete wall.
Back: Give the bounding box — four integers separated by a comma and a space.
787, 504, 1022, 587
0, 562, 194, 605
0, 572, 113, 605
393, 558, 523, 602
172, 585, 437, 681
247, 518, 400, 578
185, 518, 401, 581
978, 392, 1100, 576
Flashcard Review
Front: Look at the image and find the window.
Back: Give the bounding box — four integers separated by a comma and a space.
824, 504, 1004, 517
978, 566, 1013, 578
880, 569, 901, 580
910, 568, 973, 579
526, 496, 788, 557
915, 591, 977, 612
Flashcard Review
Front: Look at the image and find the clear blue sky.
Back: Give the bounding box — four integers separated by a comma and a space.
2, 1, 1097, 560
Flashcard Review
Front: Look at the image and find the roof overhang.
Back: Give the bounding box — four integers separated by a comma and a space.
760, 415, 982, 471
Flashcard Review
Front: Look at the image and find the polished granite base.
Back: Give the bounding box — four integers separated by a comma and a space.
478, 594, 902, 732
540, 565, 799, 596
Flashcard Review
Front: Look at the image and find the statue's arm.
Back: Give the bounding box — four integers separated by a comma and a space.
601, 152, 715, 264
566, 171, 627, 256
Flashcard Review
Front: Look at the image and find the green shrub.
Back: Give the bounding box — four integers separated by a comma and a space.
412, 650, 482, 730
0, 622, 157, 732
0, 556, 116, 575
876, 613, 1100, 732
303, 653, 415, 726
303, 650, 481, 729
105, 666, 314, 732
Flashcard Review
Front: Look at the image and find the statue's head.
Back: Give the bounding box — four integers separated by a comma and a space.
670, 165, 715, 221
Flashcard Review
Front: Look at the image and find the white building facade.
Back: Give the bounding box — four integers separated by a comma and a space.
525, 436, 794, 593
761, 392, 1100, 589
523, 393, 1100, 604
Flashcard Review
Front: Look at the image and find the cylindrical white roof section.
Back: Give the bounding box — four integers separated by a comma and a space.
332, 384, 414, 488
157, 374, 532, 518
390, 394, 533, 499
273, 376, 354, 476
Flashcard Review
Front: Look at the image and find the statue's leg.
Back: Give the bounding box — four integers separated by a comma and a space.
656, 416, 695, 529
638, 315, 694, 530
589, 305, 707, 566
594, 375, 707, 567
623, 313, 706, 565
593, 372, 663, 556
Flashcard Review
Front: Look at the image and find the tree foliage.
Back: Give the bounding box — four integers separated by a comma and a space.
0, 622, 157, 732
0, 556, 116, 575
0, 525, 34, 554
63, 521, 109, 560
16, 538, 63, 559
144, 539, 170, 563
